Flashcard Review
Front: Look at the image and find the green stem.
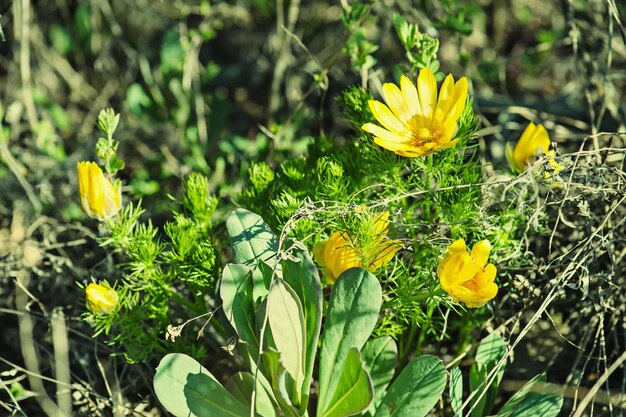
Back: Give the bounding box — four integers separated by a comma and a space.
415, 302, 436, 355
455, 309, 474, 355
398, 324, 419, 368
169, 289, 200, 314
423, 154, 434, 222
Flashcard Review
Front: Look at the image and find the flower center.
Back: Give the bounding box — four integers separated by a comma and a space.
407, 115, 444, 147
461, 278, 479, 292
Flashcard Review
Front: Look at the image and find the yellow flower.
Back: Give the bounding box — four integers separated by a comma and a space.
313, 232, 360, 282
77, 161, 122, 220
506, 122, 560, 172
86, 282, 119, 314
313, 211, 401, 283
438, 239, 498, 308
362, 67, 468, 157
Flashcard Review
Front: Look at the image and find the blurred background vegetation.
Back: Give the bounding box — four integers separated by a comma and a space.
0, 0, 625, 415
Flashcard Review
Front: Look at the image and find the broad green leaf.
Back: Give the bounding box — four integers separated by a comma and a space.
258, 261, 276, 293
374, 355, 446, 417
220, 264, 259, 355
475, 333, 507, 368
469, 363, 488, 417
282, 240, 322, 410
450, 367, 463, 417
496, 375, 563, 417
226, 208, 278, 267
226, 208, 280, 302
470, 333, 507, 416
262, 350, 301, 417
154, 353, 252, 417
225, 372, 277, 417
361, 336, 397, 402
317, 268, 382, 415
323, 348, 374, 417
267, 279, 305, 395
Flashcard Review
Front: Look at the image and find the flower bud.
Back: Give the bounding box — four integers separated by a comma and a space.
314, 211, 401, 283
506, 122, 557, 172
86, 282, 119, 314
77, 161, 122, 221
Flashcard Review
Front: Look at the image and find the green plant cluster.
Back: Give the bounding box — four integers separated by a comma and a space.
155, 208, 449, 417
240, 84, 510, 346
153, 208, 563, 417
83, 114, 221, 362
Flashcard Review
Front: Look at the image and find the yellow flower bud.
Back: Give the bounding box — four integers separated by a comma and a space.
438, 239, 498, 308
313, 211, 401, 283
506, 122, 553, 172
77, 161, 122, 221
86, 283, 119, 314
313, 232, 361, 283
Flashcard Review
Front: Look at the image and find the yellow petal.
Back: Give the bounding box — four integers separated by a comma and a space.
477, 263, 497, 285
464, 265, 498, 307
434, 74, 456, 120
505, 142, 517, 170
77, 161, 122, 220
86, 283, 119, 314
456, 282, 497, 308
449, 239, 467, 253
400, 75, 421, 116
362, 123, 411, 145
441, 118, 459, 144
512, 122, 537, 169
512, 122, 552, 170
373, 211, 390, 238
447, 77, 468, 122
471, 240, 492, 268
382, 82, 413, 123
368, 240, 401, 271
395, 147, 429, 157
77, 162, 87, 197
368, 100, 407, 134
439, 139, 459, 150
395, 141, 438, 157
439, 252, 480, 287
417, 67, 438, 119
531, 124, 551, 155
323, 232, 360, 282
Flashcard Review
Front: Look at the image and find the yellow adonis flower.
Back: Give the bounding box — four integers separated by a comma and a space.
362, 67, 468, 157
85, 282, 119, 314
313, 211, 401, 283
506, 122, 562, 174
77, 161, 122, 220
438, 239, 498, 308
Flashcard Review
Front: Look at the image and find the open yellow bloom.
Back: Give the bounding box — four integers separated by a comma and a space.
438, 239, 498, 308
313, 211, 401, 283
86, 282, 119, 314
506, 122, 561, 173
362, 67, 468, 157
77, 161, 122, 220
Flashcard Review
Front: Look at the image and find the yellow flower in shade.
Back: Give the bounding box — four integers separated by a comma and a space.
362, 67, 468, 157
313, 211, 401, 283
77, 161, 122, 220
86, 283, 119, 314
438, 239, 498, 308
506, 122, 561, 173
